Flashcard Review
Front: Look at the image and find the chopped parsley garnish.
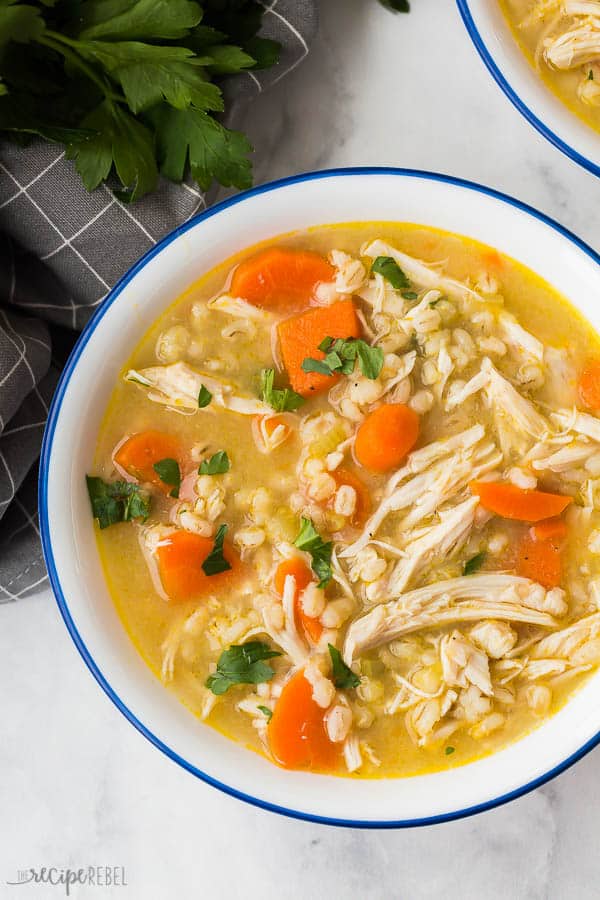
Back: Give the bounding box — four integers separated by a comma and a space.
301, 337, 384, 381
294, 517, 333, 588
201, 523, 231, 576
463, 551, 486, 576
206, 642, 281, 696
152, 457, 181, 497
258, 705, 273, 721
589, 69, 595, 81
445, 746, 455, 756
328, 644, 361, 690
198, 451, 230, 475
371, 255, 410, 290
198, 385, 212, 408
259, 368, 304, 413
86, 476, 150, 529
402, 291, 418, 301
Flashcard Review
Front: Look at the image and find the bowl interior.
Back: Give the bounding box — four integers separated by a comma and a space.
41, 170, 600, 826
458, 0, 600, 175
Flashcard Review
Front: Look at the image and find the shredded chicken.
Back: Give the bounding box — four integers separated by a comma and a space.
125, 362, 271, 416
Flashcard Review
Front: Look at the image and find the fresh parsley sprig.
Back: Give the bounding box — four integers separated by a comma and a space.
259, 368, 304, 413
294, 517, 333, 589
0, 1, 281, 201
86, 475, 150, 528
371, 256, 410, 290
301, 337, 384, 381
206, 641, 281, 695
463, 551, 486, 576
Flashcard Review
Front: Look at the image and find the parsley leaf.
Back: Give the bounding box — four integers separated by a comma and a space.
77, 0, 202, 42
445, 746, 455, 755
294, 517, 332, 589
0, 0, 279, 200
301, 337, 383, 381
259, 368, 304, 413
206, 641, 281, 696
371, 256, 410, 290
257, 704, 273, 721
152, 457, 181, 497
202, 523, 231, 576
198, 450, 230, 475
198, 384, 212, 408
463, 551, 486, 576
151, 104, 252, 191
328, 644, 361, 690
75, 41, 222, 115
0, 3, 45, 47
66, 99, 157, 201
86, 475, 150, 529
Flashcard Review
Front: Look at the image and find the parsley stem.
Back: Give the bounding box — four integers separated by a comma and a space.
39, 32, 124, 104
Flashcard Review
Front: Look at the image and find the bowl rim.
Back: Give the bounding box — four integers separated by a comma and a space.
455, 0, 600, 179
39, 166, 600, 829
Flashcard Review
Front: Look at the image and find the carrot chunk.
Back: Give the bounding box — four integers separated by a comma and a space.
156, 530, 238, 603
332, 467, 372, 526
114, 430, 181, 491
579, 361, 600, 410
268, 670, 339, 771
531, 517, 567, 542
230, 247, 334, 311
277, 299, 360, 397
274, 558, 323, 644
470, 481, 572, 522
354, 403, 419, 473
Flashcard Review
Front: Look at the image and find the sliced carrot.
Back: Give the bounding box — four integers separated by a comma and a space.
332, 467, 372, 526
531, 517, 567, 542
230, 247, 334, 311
274, 558, 323, 644
155, 530, 239, 603
268, 669, 339, 771
114, 430, 181, 492
277, 299, 360, 397
274, 557, 313, 596
354, 403, 419, 473
470, 481, 572, 522
516, 529, 564, 589
579, 361, 600, 410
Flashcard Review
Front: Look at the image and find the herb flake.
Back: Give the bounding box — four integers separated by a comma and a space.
201, 523, 231, 576
152, 457, 181, 497
198, 385, 212, 408
206, 641, 281, 696
294, 517, 332, 588
258, 705, 273, 721
198, 450, 230, 475
86, 475, 150, 529
463, 552, 486, 576
260, 368, 304, 413
328, 644, 361, 690
302, 337, 383, 381
445, 746, 455, 756
371, 255, 410, 290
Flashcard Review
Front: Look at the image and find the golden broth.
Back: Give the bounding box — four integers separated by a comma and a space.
500, 0, 600, 135
93, 222, 600, 778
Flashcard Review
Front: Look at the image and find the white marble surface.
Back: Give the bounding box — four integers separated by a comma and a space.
3, 1, 600, 897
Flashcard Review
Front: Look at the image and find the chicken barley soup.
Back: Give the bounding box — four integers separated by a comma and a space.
502, 0, 600, 133
89, 223, 600, 777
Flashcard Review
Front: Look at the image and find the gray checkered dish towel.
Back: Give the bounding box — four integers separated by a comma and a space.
0, 1, 317, 602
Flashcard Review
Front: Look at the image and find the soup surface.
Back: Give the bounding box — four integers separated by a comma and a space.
91, 222, 600, 778
501, 0, 600, 134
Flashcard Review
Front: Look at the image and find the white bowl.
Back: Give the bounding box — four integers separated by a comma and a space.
457, 0, 600, 177
40, 169, 600, 827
